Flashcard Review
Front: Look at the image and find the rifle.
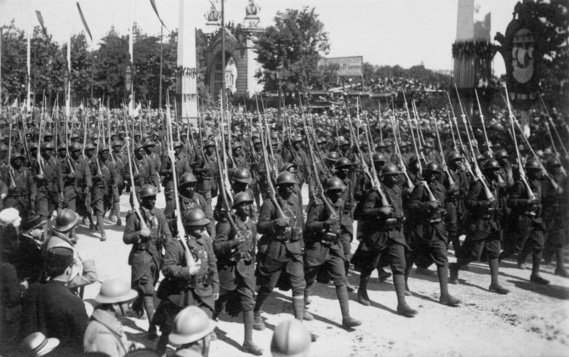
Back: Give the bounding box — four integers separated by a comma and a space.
389, 110, 414, 190
165, 99, 199, 270
474, 89, 492, 156
446, 107, 458, 151
455, 85, 494, 201
7, 121, 17, 189
545, 121, 567, 177
432, 113, 455, 190
403, 91, 423, 174
256, 95, 279, 179
299, 98, 340, 234
258, 112, 287, 223
447, 91, 475, 179
539, 93, 569, 160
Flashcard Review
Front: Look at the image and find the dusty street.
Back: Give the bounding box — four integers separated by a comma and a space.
74, 188, 569, 357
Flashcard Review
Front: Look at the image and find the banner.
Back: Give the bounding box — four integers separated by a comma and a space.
318, 56, 363, 77
149, 0, 168, 30
76, 2, 93, 42
36, 11, 48, 37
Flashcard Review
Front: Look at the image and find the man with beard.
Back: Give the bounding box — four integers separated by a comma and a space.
254, 171, 306, 331
352, 164, 417, 316
33, 142, 63, 225
153, 208, 219, 356
406, 162, 461, 308
2, 153, 36, 217
213, 192, 263, 355
450, 159, 510, 294
123, 185, 172, 339
303, 177, 361, 329
500, 158, 550, 285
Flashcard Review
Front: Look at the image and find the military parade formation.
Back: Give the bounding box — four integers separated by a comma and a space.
0, 86, 567, 357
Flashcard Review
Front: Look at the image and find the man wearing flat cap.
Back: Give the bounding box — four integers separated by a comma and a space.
20, 246, 89, 354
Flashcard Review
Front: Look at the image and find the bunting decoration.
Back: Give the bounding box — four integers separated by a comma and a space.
76, 2, 93, 42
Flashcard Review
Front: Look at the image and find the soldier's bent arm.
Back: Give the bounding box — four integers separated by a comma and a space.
123, 213, 142, 244
162, 239, 191, 280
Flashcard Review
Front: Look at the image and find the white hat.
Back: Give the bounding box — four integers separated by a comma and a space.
0, 208, 20, 227
21, 332, 60, 356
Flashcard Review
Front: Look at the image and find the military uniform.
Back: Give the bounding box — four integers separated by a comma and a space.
33, 156, 63, 218
123, 206, 172, 318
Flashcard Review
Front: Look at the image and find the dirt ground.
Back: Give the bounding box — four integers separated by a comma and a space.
71, 188, 569, 357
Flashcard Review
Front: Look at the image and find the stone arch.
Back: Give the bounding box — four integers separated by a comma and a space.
205, 34, 248, 97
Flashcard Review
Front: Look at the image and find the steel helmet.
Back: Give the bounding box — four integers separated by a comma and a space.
447, 151, 463, 162
277, 171, 297, 185
232, 168, 252, 184
70, 143, 82, 152
326, 152, 340, 162
325, 177, 346, 192
270, 319, 311, 357
84, 143, 96, 151
95, 278, 138, 304
232, 191, 254, 208
376, 141, 388, 149
10, 153, 25, 162
335, 157, 352, 169
57, 144, 67, 151
139, 185, 158, 198
53, 209, 79, 232
525, 158, 541, 171
424, 162, 441, 174
372, 153, 386, 163
173, 141, 184, 149
169, 306, 217, 346
142, 140, 155, 148
179, 173, 198, 188
280, 163, 298, 173
203, 140, 215, 148
183, 208, 211, 227
483, 159, 501, 171
112, 140, 123, 148
41, 142, 54, 150
134, 144, 144, 152
98, 146, 110, 154
381, 163, 401, 176
547, 158, 562, 169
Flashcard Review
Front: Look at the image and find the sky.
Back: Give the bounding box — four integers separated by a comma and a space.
0, 0, 520, 76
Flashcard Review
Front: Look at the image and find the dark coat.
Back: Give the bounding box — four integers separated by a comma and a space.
214, 216, 256, 291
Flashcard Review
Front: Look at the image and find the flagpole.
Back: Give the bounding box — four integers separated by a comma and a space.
67, 34, 71, 118
129, 0, 134, 115
159, 25, 163, 110
27, 31, 31, 113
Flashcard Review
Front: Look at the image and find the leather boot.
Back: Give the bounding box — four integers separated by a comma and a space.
357, 271, 371, 306
243, 310, 263, 355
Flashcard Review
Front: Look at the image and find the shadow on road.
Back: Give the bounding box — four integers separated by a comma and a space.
507, 279, 569, 300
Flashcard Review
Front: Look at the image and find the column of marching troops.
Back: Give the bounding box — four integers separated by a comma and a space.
0, 105, 568, 357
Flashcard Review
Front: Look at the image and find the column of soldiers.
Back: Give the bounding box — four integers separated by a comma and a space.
1, 105, 568, 357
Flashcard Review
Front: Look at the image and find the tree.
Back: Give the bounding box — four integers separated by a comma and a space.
254, 7, 330, 95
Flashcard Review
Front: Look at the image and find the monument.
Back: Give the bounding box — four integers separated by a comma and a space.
176, 0, 198, 125
202, 0, 264, 98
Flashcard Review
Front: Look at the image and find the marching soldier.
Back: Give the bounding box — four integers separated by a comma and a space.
33, 142, 63, 224
123, 185, 172, 339
192, 140, 218, 204
213, 191, 263, 355
110, 140, 126, 226
153, 208, 219, 356
303, 177, 361, 329
406, 162, 461, 307
352, 164, 417, 316
254, 171, 306, 330
124, 144, 160, 196
500, 158, 550, 285
161, 141, 192, 213
445, 151, 470, 253
450, 159, 510, 294
91, 146, 119, 242
2, 153, 36, 217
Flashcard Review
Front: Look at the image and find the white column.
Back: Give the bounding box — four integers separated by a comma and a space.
176, 0, 198, 126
